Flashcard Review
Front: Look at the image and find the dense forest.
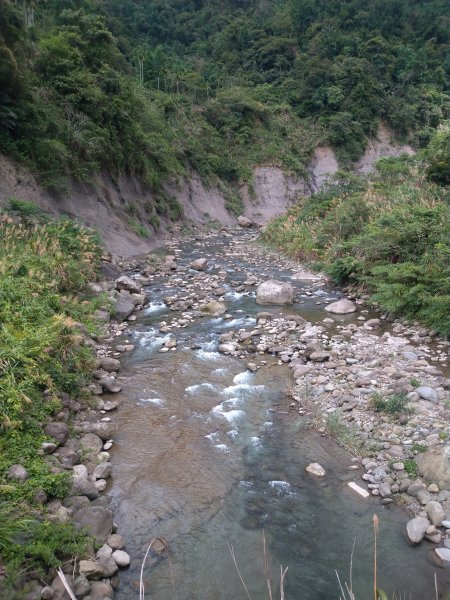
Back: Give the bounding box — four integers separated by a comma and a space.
1, 0, 450, 195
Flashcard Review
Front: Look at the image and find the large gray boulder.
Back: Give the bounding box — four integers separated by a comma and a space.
190, 258, 208, 271
44, 422, 69, 446
324, 299, 357, 314
256, 280, 295, 305
416, 447, 450, 491
425, 500, 445, 525
114, 295, 135, 321
237, 215, 253, 228
115, 275, 141, 294
406, 516, 430, 544
73, 506, 113, 544
416, 386, 438, 402
200, 301, 227, 316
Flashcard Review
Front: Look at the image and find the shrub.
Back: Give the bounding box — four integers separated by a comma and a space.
371, 392, 409, 415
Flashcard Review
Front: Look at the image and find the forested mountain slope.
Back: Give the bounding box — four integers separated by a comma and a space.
1, 0, 449, 199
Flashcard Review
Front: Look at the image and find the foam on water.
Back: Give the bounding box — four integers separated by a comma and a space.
250, 436, 261, 446
212, 368, 229, 376
205, 432, 219, 442
232, 371, 252, 385
195, 349, 222, 361
145, 302, 166, 314
185, 382, 221, 394
211, 404, 246, 423
223, 383, 267, 396
268, 480, 294, 495
136, 328, 171, 350
214, 444, 230, 453
137, 398, 164, 406
221, 317, 256, 329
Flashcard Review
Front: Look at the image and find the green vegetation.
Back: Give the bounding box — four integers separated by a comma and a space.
0, 214, 102, 587
325, 411, 362, 456
1, 0, 449, 201
263, 151, 450, 336
371, 392, 410, 415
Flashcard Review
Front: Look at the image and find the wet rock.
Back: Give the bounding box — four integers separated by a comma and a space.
324, 299, 356, 314
115, 276, 141, 294
72, 476, 100, 500
379, 483, 392, 498
305, 463, 326, 477
416, 386, 438, 402
98, 555, 119, 578
8, 464, 28, 481
73, 506, 113, 544
406, 516, 430, 544
190, 258, 208, 271
112, 549, 131, 567
44, 422, 69, 446
435, 548, 450, 566
256, 280, 294, 305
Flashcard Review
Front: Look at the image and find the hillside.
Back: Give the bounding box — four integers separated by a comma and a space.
1, 0, 449, 206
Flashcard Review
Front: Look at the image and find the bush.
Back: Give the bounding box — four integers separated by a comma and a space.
372, 392, 409, 415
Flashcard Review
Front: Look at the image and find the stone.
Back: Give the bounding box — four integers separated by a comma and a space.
101, 357, 121, 372
54, 447, 79, 468
379, 483, 391, 498
115, 275, 141, 294
256, 280, 295, 305
79, 433, 104, 455
98, 555, 119, 578
324, 299, 357, 314
93, 462, 112, 480
237, 215, 253, 228
407, 483, 423, 497
406, 516, 430, 544
416, 489, 431, 505
305, 463, 326, 477
416, 447, 450, 491
99, 376, 122, 393
190, 258, 208, 271
89, 581, 113, 600
309, 351, 330, 362
428, 483, 440, 493
41, 442, 57, 455
79, 560, 103, 580
435, 548, 450, 565
425, 501, 445, 526
73, 506, 113, 544
200, 301, 227, 316
72, 476, 100, 500
416, 386, 438, 402
44, 422, 69, 446
107, 534, 124, 550
96, 544, 113, 559
50, 574, 74, 600
73, 574, 91, 598
114, 295, 135, 321
8, 464, 28, 481
40, 586, 54, 599
112, 549, 131, 567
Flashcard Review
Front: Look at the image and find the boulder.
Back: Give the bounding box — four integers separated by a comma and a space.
416, 386, 438, 402
101, 357, 121, 373
79, 433, 103, 455
93, 462, 112, 480
73, 506, 113, 544
89, 581, 113, 600
256, 280, 295, 305
112, 549, 131, 567
190, 258, 208, 271
406, 516, 430, 544
199, 301, 227, 316
7, 464, 28, 481
306, 463, 326, 477
324, 299, 357, 314
79, 559, 103, 580
425, 501, 445, 526
237, 215, 253, 228
73, 574, 91, 598
98, 376, 122, 393
107, 534, 124, 550
115, 276, 141, 294
44, 422, 69, 446
114, 296, 135, 321
416, 447, 450, 491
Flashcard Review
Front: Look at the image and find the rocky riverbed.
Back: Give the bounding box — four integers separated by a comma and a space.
31, 224, 450, 599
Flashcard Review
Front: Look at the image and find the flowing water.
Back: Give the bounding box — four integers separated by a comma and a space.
107, 231, 445, 600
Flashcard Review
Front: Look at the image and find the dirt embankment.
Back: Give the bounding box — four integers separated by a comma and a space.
0, 124, 412, 257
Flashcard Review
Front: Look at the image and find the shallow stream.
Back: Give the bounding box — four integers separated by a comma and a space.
107, 231, 442, 599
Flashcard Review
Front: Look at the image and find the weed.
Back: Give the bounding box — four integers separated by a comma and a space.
371, 392, 409, 416
128, 217, 150, 238
439, 431, 448, 440
410, 378, 420, 388
326, 411, 363, 457
411, 443, 427, 453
